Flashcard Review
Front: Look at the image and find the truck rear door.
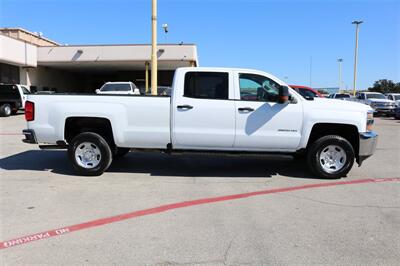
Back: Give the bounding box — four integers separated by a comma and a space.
172, 70, 236, 149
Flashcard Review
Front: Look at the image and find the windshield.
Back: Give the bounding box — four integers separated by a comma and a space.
100, 83, 131, 92
21, 86, 30, 94
366, 93, 385, 99
298, 88, 317, 98
392, 95, 400, 100
335, 94, 350, 98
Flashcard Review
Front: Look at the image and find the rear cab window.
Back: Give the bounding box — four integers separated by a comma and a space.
184, 72, 229, 100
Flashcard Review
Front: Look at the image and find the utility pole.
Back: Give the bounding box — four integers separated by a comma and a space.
151, 0, 158, 95
309, 56, 312, 87
352, 20, 363, 96
337, 58, 343, 93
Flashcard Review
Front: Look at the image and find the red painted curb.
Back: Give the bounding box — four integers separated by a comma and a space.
1, 177, 399, 250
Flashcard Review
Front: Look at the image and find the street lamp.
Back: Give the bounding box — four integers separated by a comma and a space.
162, 23, 168, 33
162, 23, 168, 43
337, 58, 343, 93
352, 20, 363, 96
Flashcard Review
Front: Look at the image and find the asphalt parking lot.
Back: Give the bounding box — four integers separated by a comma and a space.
0, 114, 399, 265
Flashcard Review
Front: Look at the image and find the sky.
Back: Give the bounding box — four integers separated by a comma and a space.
0, 0, 399, 89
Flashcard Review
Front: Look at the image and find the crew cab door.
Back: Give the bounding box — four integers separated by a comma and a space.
233, 72, 303, 151
172, 70, 236, 149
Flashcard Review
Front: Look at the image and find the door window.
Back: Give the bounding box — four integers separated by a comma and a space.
239, 73, 280, 102
184, 72, 229, 100
21, 86, 30, 94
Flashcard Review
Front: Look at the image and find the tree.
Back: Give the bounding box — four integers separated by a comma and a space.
368, 79, 400, 93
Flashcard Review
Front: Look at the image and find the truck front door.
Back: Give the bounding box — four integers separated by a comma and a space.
233, 72, 303, 151
172, 71, 236, 149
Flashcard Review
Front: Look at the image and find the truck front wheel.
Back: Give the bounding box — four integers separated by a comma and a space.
68, 132, 113, 176
307, 135, 355, 179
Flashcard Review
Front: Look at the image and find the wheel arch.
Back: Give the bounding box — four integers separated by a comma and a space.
64, 117, 116, 149
306, 123, 360, 157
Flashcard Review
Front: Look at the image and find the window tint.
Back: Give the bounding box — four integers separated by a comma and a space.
239, 73, 280, 102
100, 83, 131, 92
366, 93, 385, 99
335, 94, 350, 99
298, 88, 316, 98
21, 86, 30, 94
184, 72, 229, 100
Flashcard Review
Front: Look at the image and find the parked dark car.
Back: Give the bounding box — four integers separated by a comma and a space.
0, 84, 29, 117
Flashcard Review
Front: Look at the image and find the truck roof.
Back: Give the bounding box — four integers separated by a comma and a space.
361, 91, 384, 94
178, 67, 264, 72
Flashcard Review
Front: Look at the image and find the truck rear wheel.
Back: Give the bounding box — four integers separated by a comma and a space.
307, 135, 355, 179
68, 132, 112, 176
0, 104, 12, 117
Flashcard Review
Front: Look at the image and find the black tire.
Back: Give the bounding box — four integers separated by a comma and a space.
0, 104, 12, 117
307, 135, 355, 179
113, 147, 130, 159
68, 132, 113, 176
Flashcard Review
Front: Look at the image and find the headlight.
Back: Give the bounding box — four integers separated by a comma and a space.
366, 111, 374, 131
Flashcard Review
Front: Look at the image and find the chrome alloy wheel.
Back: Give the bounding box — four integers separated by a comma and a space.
4, 105, 11, 116
319, 145, 347, 173
74, 142, 102, 169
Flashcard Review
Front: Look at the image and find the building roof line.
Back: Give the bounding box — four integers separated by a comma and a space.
0, 27, 60, 46
39, 43, 196, 48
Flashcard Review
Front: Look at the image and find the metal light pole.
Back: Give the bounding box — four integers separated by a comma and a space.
309, 56, 312, 87
352, 20, 363, 96
151, 0, 158, 95
337, 58, 343, 93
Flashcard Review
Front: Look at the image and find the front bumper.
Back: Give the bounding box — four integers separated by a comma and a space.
22, 129, 37, 144
373, 107, 396, 114
358, 131, 378, 165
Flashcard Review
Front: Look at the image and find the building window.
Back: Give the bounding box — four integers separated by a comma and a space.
0, 63, 20, 84
184, 72, 229, 100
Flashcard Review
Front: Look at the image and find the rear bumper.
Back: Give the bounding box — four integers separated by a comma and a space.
358, 131, 378, 165
22, 129, 37, 144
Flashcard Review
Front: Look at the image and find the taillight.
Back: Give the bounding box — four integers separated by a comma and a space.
25, 101, 34, 121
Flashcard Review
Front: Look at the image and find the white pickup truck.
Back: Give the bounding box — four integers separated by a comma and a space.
22, 67, 377, 178
353, 92, 396, 116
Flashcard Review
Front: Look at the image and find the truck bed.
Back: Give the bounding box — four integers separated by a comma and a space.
26, 94, 171, 148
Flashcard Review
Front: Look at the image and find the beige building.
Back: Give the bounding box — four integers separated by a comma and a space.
0, 28, 198, 93
0, 28, 59, 47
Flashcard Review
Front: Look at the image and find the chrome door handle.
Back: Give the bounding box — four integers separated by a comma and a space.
177, 105, 193, 110
238, 107, 254, 112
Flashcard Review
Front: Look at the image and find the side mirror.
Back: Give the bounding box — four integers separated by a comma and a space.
95, 89, 100, 94
278, 86, 289, 104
